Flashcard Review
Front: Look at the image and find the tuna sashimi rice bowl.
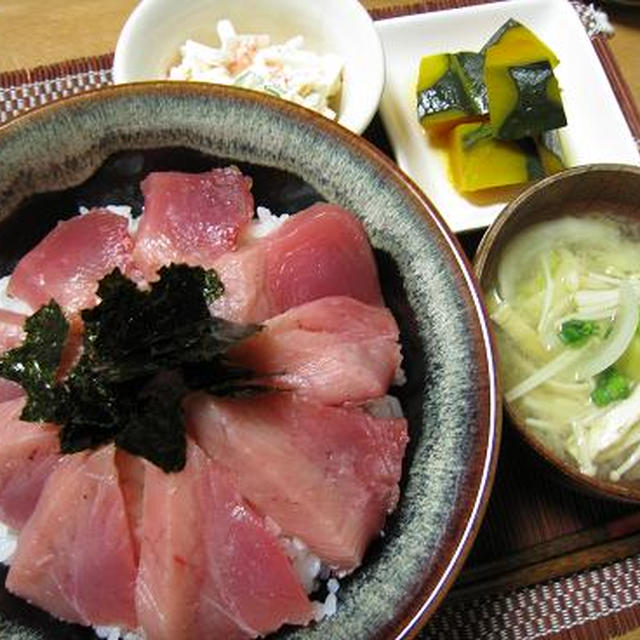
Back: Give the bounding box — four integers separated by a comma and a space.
0, 84, 499, 640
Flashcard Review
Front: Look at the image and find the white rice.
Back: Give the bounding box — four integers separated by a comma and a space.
363, 395, 404, 419
94, 626, 143, 640
311, 577, 341, 621
0, 522, 17, 565
273, 517, 342, 621
80, 204, 139, 235
240, 206, 290, 242
0, 276, 33, 315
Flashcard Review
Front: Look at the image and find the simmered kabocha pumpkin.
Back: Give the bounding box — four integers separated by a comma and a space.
535, 129, 566, 175
481, 18, 559, 64
450, 122, 545, 192
415, 18, 568, 194
416, 52, 488, 132
484, 20, 566, 140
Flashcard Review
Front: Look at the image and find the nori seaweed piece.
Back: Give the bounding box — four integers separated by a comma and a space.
0, 264, 262, 473
0, 301, 68, 422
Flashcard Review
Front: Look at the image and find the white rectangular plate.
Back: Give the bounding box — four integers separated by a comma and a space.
376, 0, 640, 233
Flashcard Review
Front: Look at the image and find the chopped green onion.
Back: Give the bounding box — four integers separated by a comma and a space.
591, 367, 631, 407
559, 319, 597, 346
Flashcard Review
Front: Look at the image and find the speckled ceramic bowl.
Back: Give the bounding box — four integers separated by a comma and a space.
0, 83, 500, 639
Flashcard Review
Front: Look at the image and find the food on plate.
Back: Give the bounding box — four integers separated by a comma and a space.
486, 215, 640, 482
133, 166, 254, 280
450, 122, 544, 192
484, 19, 565, 140
228, 296, 402, 405
534, 130, 566, 175
8, 209, 134, 314
136, 440, 314, 639
209, 202, 384, 323
416, 52, 488, 133
485, 57, 565, 140
0, 310, 25, 352
186, 391, 407, 571
0, 396, 59, 531
0, 166, 408, 638
169, 20, 344, 120
415, 18, 567, 193
6, 445, 138, 628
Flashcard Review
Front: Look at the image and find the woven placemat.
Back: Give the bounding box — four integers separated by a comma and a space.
427, 556, 640, 639
1, 3, 640, 640
0, 54, 113, 124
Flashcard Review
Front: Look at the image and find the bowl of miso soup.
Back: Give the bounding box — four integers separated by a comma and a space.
475, 163, 640, 501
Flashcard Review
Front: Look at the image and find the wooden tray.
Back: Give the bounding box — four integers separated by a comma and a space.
2, 2, 640, 636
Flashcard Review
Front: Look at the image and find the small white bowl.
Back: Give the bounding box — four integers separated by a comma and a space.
112, 0, 385, 134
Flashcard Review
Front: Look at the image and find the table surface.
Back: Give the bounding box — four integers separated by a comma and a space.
0, 0, 639, 107
1, 2, 640, 639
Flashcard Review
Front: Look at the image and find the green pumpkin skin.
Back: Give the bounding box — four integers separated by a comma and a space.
487, 59, 567, 140
416, 52, 488, 133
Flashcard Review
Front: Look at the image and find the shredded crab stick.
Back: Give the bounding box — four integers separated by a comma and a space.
169, 20, 343, 120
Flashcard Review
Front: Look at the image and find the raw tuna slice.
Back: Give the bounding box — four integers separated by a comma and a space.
186, 392, 408, 570
210, 203, 384, 323
0, 396, 59, 530
6, 445, 137, 629
133, 167, 254, 280
0, 309, 25, 353
7, 210, 134, 314
116, 450, 145, 563
0, 378, 24, 403
0, 311, 27, 401
136, 439, 312, 640
135, 440, 210, 640
229, 296, 402, 405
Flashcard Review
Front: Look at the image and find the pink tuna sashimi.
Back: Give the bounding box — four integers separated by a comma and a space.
136, 439, 312, 640
186, 392, 408, 570
6, 445, 137, 628
0, 311, 27, 401
116, 450, 145, 564
0, 378, 24, 403
0, 313, 83, 403
7, 210, 134, 314
0, 309, 26, 353
210, 203, 384, 323
196, 446, 312, 635
0, 396, 59, 530
229, 296, 402, 405
135, 441, 211, 640
133, 167, 254, 281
